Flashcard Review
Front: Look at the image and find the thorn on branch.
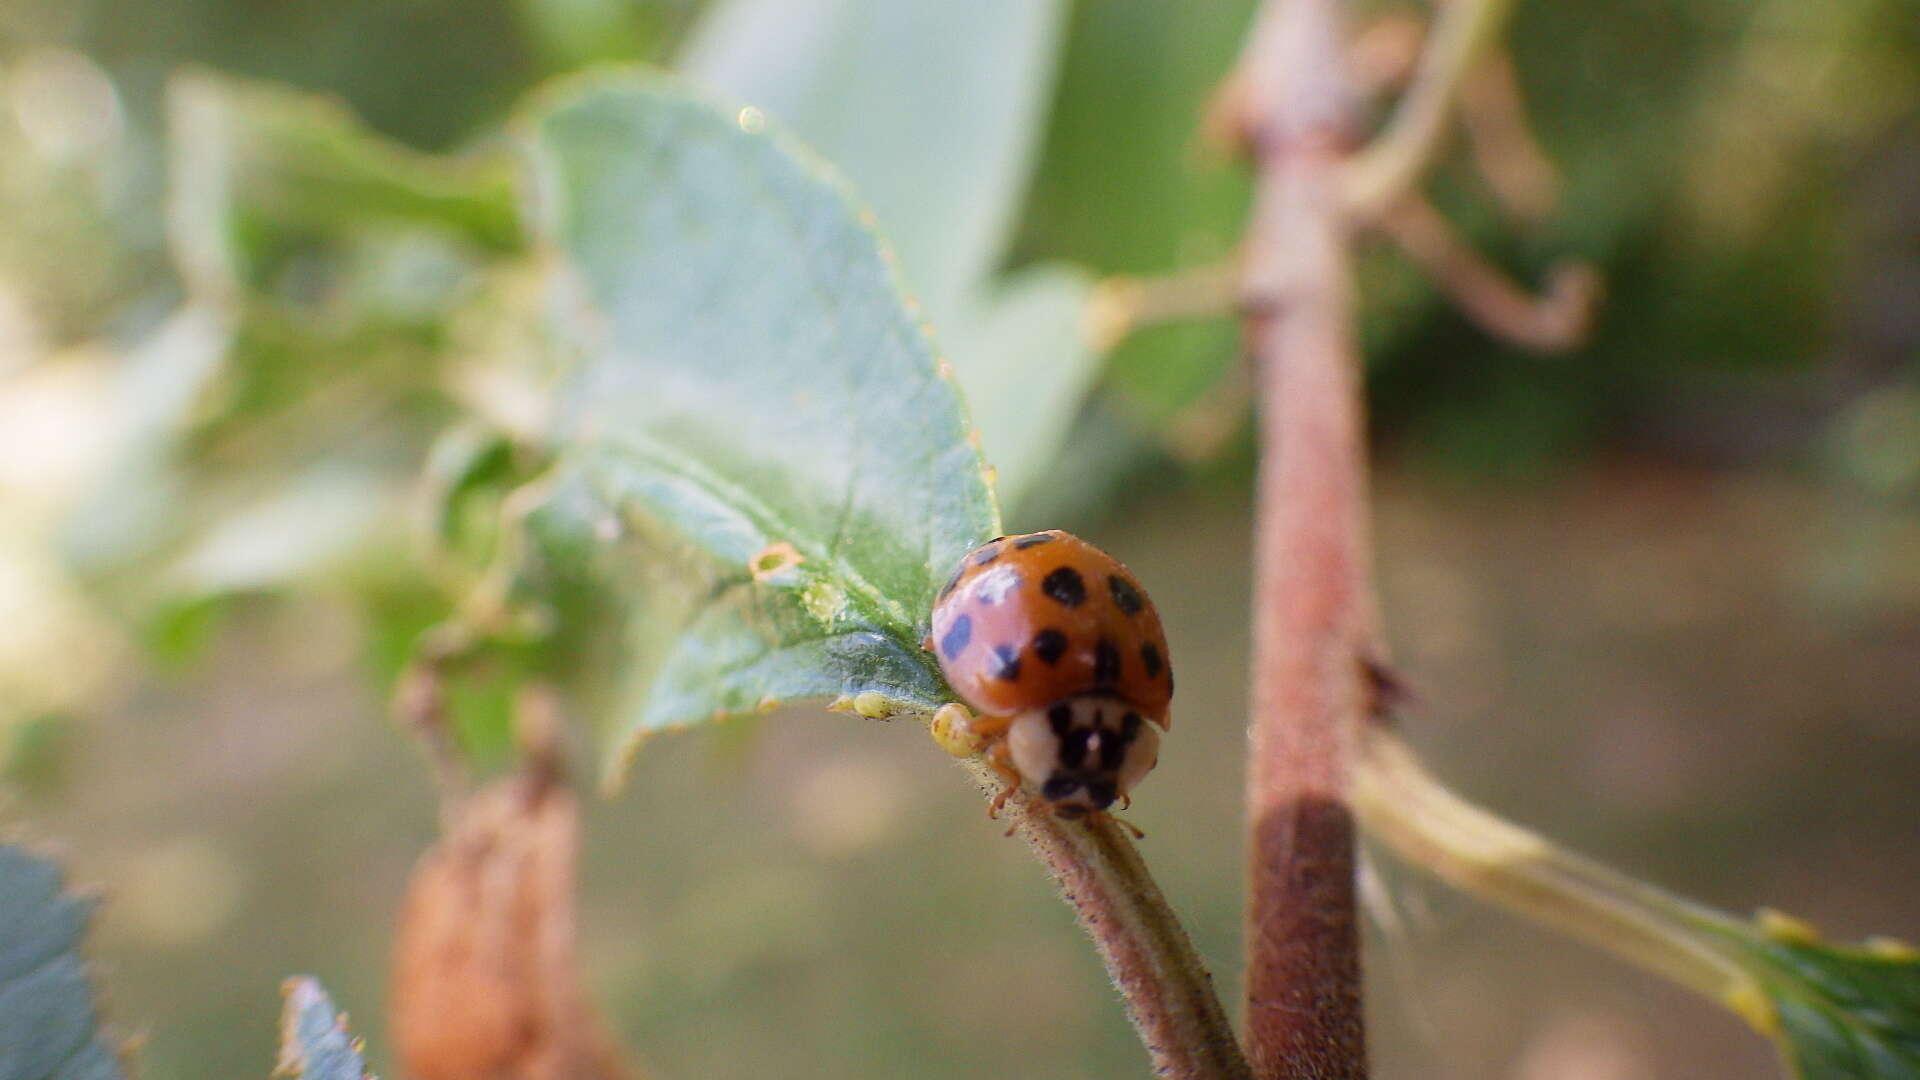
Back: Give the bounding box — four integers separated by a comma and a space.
1376, 196, 1601, 353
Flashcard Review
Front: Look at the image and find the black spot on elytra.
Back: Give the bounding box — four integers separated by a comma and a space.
1122, 711, 1143, 739
1042, 566, 1086, 607
1043, 775, 1082, 800
1108, 574, 1144, 615
1048, 703, 1073, 735
1140, 641, 1164, 678
1030, 628, 1068, 665
1086, 780, 1118, 810
989, 644, 1022, 681
1059, 727, 1093, 768
1014, 532, 1055, 549
1093, 639, 1122, 685
938, 565, 965, 600
971, 541, 1004, 566
939, 614, 972, 659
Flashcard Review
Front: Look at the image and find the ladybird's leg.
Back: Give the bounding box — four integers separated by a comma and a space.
985, 739, 1024, 819
1093, 810, 1147, 840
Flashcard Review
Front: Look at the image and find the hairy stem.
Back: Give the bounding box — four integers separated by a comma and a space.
1232, 0, 1372, 1075
959, 758, 1253, 1080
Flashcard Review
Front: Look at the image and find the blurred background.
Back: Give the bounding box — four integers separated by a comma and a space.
0, 0, 1917, 1077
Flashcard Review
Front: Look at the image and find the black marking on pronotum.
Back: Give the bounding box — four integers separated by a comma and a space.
1093, 639, 1122, 684
989, 644, 1022, 682
1041, 566, 1086, 607
1059, 727, 1093, 768
1108, 574, 1144, 616
1013, 532, 1055, 549
1048, 703, 1073, 735
940, 614, 972, 659
972, 541, 1005, 566
1030, 628, 1068, 665
1139, 641, 1164, 678
1086, 779, 1118, 809
1121, 711, 1143, 739
1098, 726, 1128, 771
1042, 775, 1082, 800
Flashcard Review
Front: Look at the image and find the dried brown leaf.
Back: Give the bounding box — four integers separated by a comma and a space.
389, 703, 635, 1080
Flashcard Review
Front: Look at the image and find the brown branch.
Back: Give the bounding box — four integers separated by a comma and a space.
1226, 0, 1372, 1076
1341, 0, 1523, 220
1377, 196, 1600, 353
1085, 261, 1242, 355
1458, 48, 1562, 226
959, 757, 1253, 1080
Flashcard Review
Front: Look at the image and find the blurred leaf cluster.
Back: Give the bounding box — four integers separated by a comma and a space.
0, 0, 1912, 792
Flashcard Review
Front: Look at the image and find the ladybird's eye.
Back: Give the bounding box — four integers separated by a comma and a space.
1041, 566, 1086, 607
1043, 775, 1082, 800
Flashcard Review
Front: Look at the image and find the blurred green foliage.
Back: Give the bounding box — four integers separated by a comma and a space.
0, 0, 1916, 1077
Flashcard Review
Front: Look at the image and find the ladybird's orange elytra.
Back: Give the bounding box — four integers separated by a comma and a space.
929, 531, 1172, 817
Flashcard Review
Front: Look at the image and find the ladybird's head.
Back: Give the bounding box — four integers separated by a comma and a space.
1006, 694, 1161, 817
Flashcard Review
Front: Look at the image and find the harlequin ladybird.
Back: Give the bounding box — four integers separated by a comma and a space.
927, 530, 1171, 819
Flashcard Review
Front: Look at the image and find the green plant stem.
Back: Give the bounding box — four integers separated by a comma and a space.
960, 757, 1253, 1080
1352, 727, 1767, 1021
1340, 0, 1521, 219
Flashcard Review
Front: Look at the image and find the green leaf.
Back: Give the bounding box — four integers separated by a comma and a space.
679, 0, 1099, 506
516, 72, 998, 782
1699, 914, 1920, 1080
273, 977, 374, 1080
0, 844, 128, 1080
